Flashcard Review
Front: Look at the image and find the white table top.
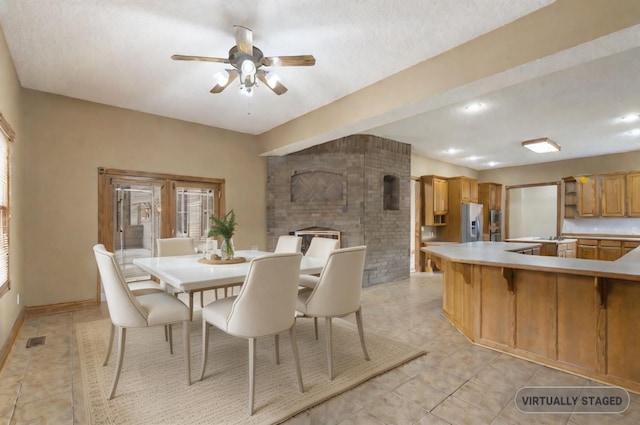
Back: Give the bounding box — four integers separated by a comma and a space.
133, 250, 325, 293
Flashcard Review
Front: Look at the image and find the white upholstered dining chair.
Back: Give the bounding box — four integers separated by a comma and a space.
199, 252, 304, 415
274, 235, 302, 253
93, 244, 192, 399
156, 237, 196, 292
298, 236, 339, 290
296, 246, 370, 380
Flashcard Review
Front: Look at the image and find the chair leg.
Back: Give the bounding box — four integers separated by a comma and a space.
274, 334, 280, 365
108, 326, 126, 400
183, 320, 191, 386
325, 317, 333, 380
103, 323, 115, 366
199, 321, 210, 381
200, 291, 204, 307
168, 324, 173, 355
164, 325, 168, 342
248, 338, 256, 416
314, 317, 318, 340
289, 324, 304, 392
355, 307, 370, 361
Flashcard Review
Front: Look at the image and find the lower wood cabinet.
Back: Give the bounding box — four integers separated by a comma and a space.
438, 258, 640, 392
599, 240, 623, 261
577, 238, 633, 261
577, 239, 598, 259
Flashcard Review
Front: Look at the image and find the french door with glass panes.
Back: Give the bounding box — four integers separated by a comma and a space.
98, 168, 224, 292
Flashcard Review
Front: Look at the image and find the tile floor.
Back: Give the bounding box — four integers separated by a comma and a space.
1, 272, 639, 424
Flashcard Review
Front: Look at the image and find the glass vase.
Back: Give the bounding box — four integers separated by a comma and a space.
220, 238, 235, 260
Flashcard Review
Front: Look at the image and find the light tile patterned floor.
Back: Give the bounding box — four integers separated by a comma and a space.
1, 272, 639, 424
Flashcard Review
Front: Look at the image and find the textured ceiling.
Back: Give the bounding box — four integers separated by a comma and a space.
1, 0, 639, 170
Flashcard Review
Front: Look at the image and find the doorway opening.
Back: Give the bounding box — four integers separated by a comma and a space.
98, 168, 224, 292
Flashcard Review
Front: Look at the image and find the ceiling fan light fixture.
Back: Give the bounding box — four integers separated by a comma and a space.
522, 137, 561, 153
265, 73, 279, 89
213, 71, 230, 87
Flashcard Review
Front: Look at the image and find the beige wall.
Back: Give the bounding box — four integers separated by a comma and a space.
0, 25, 24, 349
478, 151, 640, 186
412, 153, 479, 179
22, 90, 265, 307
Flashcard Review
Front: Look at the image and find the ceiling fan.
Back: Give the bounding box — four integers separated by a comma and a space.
171, 25, 316, 96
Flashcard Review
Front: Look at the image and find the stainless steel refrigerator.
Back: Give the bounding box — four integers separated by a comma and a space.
461, 203, 483, 243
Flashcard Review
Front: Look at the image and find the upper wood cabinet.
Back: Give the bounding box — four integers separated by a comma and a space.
422, 175, 448, 226
565, 171, 640, 218
479, 182, 502, 211
563, 178, 578, 218
449, 176, 478, 204
601, 174, 625, 217
627, 172, 640, 217
577, 175, 599, 217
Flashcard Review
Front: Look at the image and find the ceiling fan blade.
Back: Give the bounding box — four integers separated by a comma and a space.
256, 71, 288, 95
171, 54, 230, 64
233, 25, 253, 55
261, 55, 316, 67
210, 69, 238, 94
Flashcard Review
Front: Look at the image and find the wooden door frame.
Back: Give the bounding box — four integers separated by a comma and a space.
97, 167, 225, 303
504, 181, 561, 240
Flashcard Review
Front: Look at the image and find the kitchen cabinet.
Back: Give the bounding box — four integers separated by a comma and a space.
577, 176, 599, 217
627, 172, 640, 217
422, 175, 448, 226
441, 176, 479, 242
540, 241, 577, 258
624, 241, 640, 255
598, 240, 623, 261
563, 178, 578, 218
478, 183, 502, 241
448, 176, 478, 204
601, 174, 625, 217
577, 239, 598, 259
575, 238, 635, 261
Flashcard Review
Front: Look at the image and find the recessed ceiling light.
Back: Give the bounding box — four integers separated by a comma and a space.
444, 148, 459, 155
463, 102, 485, 113
619, 114, 639, 123
488, 161, 498, 167
466, 156, 480, 161
522, 138, 561, 153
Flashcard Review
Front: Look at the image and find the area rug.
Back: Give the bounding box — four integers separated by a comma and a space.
76, 312, 425, 425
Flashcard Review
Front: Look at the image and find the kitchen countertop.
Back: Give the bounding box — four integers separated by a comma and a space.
562, 235, 640, 242
423, 241, 640, 281
505, 237, 578, 244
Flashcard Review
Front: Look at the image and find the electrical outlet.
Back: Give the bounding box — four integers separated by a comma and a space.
16, 293, 19, 305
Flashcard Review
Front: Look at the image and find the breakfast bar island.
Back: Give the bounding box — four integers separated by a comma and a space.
423, 242, 640, 393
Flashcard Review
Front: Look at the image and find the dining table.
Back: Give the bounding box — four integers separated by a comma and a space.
133, 250, 326, 320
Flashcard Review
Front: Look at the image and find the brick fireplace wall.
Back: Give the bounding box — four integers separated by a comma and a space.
267, 134, 410, 286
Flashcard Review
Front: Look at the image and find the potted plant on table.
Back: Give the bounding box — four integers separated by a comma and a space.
209, 210, 237, 260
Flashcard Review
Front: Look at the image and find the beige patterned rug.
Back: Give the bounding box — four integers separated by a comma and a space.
76, 312, 425, 425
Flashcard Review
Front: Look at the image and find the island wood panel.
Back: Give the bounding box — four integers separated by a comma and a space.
607, 279, 640, 384
515, 270, 557, 360
556, 274, 601, 372
442, 261, 475, 339
479, 266, 515, 348
427, 243, 640, 393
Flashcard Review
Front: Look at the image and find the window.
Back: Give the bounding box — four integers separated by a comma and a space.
0, 112, 15, 299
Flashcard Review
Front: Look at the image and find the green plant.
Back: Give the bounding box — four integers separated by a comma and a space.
208, 210, 236, 240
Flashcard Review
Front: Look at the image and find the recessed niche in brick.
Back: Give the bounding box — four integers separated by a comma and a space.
383, 175, 399, 211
